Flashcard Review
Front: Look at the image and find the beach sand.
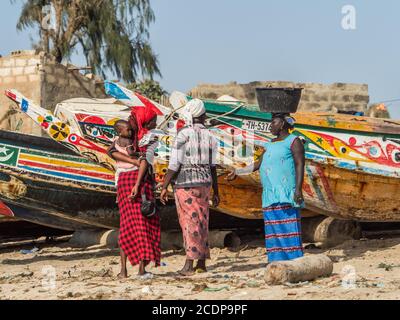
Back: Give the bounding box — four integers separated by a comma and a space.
0, 236, 399, 300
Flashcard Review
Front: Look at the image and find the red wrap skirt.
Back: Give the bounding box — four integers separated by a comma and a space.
117, 170, 161, 267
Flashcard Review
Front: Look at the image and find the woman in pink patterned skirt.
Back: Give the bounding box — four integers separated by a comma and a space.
160, 99, 220, 276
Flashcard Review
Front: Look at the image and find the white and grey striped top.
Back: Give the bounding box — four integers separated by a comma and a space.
169, 124, 218, 189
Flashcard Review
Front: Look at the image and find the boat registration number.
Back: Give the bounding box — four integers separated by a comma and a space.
242, 120, 271, 132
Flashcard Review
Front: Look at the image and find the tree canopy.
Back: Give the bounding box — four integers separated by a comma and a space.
127, 79, 166, 103
12, 0, 161, 82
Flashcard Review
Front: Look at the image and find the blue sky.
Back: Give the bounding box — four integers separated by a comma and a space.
1, 0, 400, 118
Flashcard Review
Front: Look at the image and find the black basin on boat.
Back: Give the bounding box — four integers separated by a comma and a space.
256, 87, 303, 113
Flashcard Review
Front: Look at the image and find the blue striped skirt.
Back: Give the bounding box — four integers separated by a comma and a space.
263, 203, 304, 262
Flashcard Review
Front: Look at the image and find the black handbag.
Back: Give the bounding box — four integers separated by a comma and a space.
141, 192, 156, 218
140, 169, 157, 218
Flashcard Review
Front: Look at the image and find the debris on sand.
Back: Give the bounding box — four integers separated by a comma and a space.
81, 268, 114, 279
192, 283, 208, 292
377, 263, 400, 271
20, 247, 40, 255
0, 271, 34, 282
203, 286, 229, 292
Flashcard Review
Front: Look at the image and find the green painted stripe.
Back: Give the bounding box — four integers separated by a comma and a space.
205, 102, 272, 121
206, 108, 400, 139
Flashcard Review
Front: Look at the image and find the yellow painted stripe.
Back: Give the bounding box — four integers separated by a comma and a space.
19, 154, 114, 174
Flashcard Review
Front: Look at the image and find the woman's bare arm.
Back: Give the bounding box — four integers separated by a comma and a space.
131, 159, 149, 199
107, 142, 140, 167
291, 138, 305, 204
226, 152, 264, 181
235, 153, 264, 175
162, 169, 178, 190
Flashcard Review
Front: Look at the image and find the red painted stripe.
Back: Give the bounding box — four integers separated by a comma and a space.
263, 205, 293, 212
265, 218, 300, 225
19, 160, 115, 181
314, 164, 336, 203
5, 90, 17, 101
267, 246, 303, 253
265, 232, 301, 239
0, 201, 14, 217
135, 93, 164, 116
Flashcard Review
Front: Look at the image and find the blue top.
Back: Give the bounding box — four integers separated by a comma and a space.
260, 134, 304, 209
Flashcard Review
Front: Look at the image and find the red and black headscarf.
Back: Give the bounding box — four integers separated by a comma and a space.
129, 106, 157, 152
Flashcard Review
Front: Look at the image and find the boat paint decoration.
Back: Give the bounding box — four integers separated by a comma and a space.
0, 141, 115, 189
10, 84, 400, 181
104, 81, 169, 115
106, 85, 400, 177
51, 84, 400, 180
0, 144, 20, 166
294, 129, 400, 177
5, 85, 400, 221
303, 162, 338, 213
104, 81, 184, 136
0, 201, 14, 217
5, 89, 116, 172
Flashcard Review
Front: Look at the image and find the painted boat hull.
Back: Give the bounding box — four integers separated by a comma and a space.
216, 160, 400, 221
0, 131, 264, 230
0, 130, 120, 229
4, 86, 400, 223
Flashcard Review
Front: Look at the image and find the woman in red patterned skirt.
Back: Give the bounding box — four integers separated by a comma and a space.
108, 106, 160, 280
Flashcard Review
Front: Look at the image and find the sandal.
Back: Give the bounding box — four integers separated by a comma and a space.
195, 268, 206, 274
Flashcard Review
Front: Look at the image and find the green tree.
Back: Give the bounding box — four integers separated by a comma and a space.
12, 0, 161, 82
126, 79, 167, 102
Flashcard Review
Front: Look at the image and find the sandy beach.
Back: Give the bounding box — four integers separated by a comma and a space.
0, 235, 399, 300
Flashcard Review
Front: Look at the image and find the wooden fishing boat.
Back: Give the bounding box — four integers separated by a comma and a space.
0, 130, 119, 230
202, 99, 400, 222
3, 83, 400, 228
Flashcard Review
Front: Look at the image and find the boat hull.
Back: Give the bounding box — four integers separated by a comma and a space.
217, 160, 400, 222
0, 131, 266, 230
0, 130, 120, 229
4, 86, 400, 224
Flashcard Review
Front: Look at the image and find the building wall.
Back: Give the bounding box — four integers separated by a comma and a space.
0, 50, 42, 136
190, 81, 370, 112
0, 50, 106, 136
40, 55, 106, 111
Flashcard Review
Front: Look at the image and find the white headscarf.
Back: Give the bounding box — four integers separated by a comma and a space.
180, 98, 206, 127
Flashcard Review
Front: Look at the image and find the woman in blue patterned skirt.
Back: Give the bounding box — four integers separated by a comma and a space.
228, 113, 305, 262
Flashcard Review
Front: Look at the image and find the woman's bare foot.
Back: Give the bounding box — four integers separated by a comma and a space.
138, 260, 150, 276
177, 259, 195, 276
177, 269, 195, 277
119, 249, 128, 279
117, 270, 128, 279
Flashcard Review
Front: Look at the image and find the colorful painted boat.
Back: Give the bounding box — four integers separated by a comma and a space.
3, 84, 400, 225
201, 99, 400, 222
0, 130, 119, 230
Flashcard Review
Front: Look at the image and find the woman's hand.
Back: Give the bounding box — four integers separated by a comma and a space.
226, 169, 237, 181
130, 184, 140, 200
211, 193, 220, 208
294, 188, 304, 205
160, 189, 169, 205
